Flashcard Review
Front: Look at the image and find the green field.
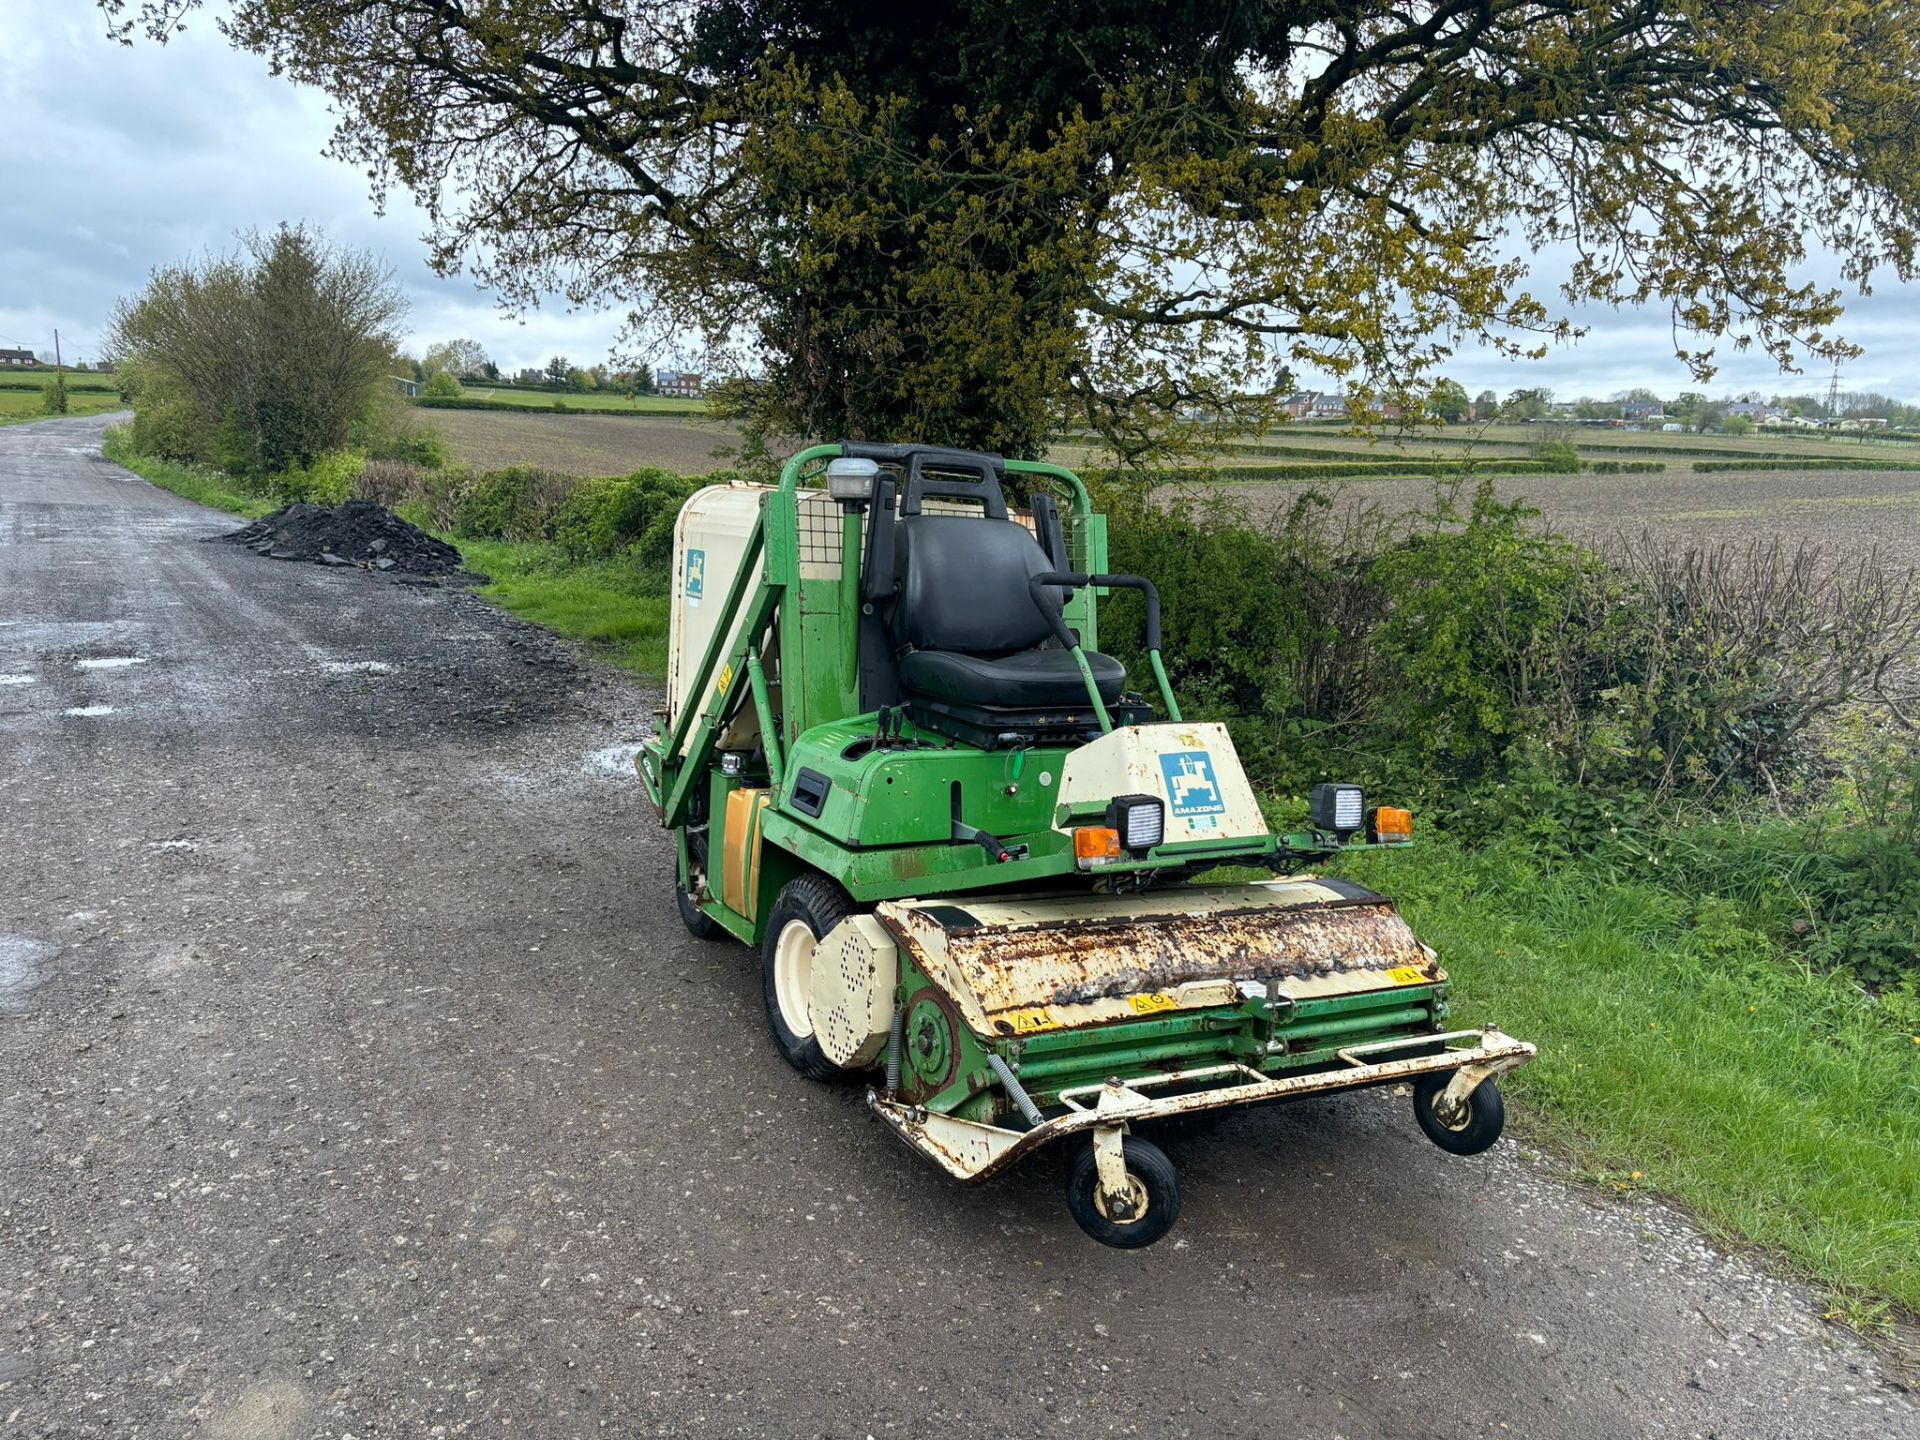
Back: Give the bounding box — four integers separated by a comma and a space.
0, 368, 119, 393
450, 385, 708, 416
0, 385, 126, 424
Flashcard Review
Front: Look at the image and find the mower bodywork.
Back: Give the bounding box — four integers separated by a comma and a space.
639, 443, 1534, 1246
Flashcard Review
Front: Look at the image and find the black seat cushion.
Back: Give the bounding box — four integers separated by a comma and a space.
890, 514, 1059, 654
899, 648, 1126, 707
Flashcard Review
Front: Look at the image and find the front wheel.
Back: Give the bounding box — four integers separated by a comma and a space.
761, 875, 857, 1081
1064, 1136, 1181, 1249
1413, 1072, 1505, 1155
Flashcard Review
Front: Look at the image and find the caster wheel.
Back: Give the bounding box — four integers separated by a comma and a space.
1065, 1136, 1181, 1248
1413, 1072, 1505, 1155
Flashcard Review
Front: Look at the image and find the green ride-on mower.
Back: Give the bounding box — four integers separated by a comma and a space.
637, 442, 1534, 1248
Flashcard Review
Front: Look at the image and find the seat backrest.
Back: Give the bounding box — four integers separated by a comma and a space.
889, 515, 1055, 655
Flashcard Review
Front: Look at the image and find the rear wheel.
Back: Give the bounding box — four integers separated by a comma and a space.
1413, 1072, 1505, 1155
674, 831, 727, 941
761, 875, 856, 1081
1064, 1137, 1180, 1249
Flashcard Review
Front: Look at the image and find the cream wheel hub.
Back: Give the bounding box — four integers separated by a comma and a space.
773, 918, 817, 1038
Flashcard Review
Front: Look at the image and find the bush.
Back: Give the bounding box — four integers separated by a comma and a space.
40, 373, 69, 415
1531, 439, 1581, 473
547, 467, 702, 562
273, 449, 367, 505
452, 465, 581, 541
1369, 480, 1609, 778
353, 459, 429, 507
422, 370, 463, 399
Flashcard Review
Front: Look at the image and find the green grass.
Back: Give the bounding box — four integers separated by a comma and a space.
0, 389, 126, 423
100, 425, 274, 517
454, 537, 671, 673
1340, 834, 1920, 1316
453, 386, 708, 416
0, 369, 119, 394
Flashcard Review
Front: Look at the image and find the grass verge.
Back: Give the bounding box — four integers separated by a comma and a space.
444, 537, 671, 674
101, 425, 274, 516
1341, 833, 1920, 1318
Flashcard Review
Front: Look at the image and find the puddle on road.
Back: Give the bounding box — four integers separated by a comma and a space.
0, 936, 56, 1012
62, 705, 115, 717
75, 656, 148, 670
0, 674, 34, 686
321, 660, 395, 675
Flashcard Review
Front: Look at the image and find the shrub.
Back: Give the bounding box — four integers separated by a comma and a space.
272, 449, 367, 505
452, 465, 581, 541
422, 370, 463, 399
353, 459, 430, 507
40, 372, 69, 415
1587, 460, 1667, 475
1532, 440, 1582, 473
1369, 480, 1610, 779
547, 467, 702, 562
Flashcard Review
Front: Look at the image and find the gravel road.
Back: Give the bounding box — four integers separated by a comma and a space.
2, 415, 1913, 1439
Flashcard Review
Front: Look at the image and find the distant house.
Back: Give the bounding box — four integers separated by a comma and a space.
656, 369, 704, 399
392, 376, 421, 398
1621, 401, 1664, 423
1279, 390, 1407, 422
0, 348, 35, 368
1726, 401, 1783, 422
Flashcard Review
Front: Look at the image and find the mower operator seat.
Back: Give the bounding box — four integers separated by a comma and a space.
889, 513, 1127, 708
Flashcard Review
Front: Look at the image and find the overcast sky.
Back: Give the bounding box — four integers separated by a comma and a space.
4, 0, 1916, 400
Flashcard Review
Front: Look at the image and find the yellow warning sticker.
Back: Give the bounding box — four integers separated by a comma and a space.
1386, 966, 1428, 986
1005, 1007, 1058, 1034
1127, 992, 1178, 1015
715, 662, 734, 698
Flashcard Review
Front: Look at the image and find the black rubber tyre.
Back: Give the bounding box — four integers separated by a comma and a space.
761, 874, 856, 1081
1413, 1072, 1506, 1155
1064, 1136, 1181, 1249
675, 877, 728, 941
674, 832, 728, 942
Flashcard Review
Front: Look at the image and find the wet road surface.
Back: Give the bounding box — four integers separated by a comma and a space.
2, 415, 1914, 1437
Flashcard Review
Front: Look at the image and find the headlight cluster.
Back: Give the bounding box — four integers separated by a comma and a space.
1311, 782, 1414, 844
1074, 793, 1166, 869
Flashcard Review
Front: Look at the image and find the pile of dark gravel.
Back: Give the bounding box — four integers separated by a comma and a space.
219, 500, 465, 576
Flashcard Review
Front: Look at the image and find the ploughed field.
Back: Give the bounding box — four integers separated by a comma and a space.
422, 404, 1920, 576
425, 405, 745, 476
1205, 463, 1920, 577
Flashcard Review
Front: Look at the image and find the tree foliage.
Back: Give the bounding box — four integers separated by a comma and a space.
109, 224, 404, 471
101, 0, 1920, 454
421, 337, 490, 380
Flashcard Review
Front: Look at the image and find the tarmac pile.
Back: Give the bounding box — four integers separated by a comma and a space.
219, 501, 465, 576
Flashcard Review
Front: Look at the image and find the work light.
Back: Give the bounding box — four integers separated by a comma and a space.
1310, 782, 1364, 834
826, 457, 879, 504
1109, 794, 1165, 852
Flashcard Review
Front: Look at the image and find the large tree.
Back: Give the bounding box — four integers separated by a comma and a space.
102, 1, 1920, 457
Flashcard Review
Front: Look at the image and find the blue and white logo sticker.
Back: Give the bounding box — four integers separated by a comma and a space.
685, 547, 706, 603
1159, 751, 1224, 817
